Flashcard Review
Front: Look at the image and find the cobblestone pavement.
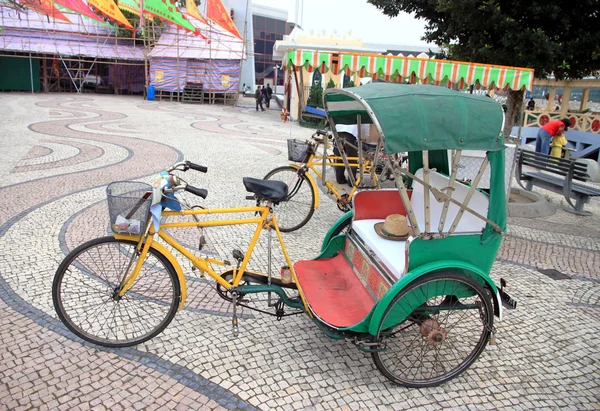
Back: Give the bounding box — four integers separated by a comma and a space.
1, 93, 599, 410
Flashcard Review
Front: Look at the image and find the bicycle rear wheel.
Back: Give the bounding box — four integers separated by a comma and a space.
53, 236, 181, 347
264, 166, 316, 232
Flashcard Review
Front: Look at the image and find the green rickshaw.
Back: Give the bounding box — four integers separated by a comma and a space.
293, 83, 517, 387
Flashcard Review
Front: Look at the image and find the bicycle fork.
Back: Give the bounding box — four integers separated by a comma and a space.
115, 235, 153, 299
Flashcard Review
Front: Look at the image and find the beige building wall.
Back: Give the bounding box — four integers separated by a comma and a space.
279, 29, 371, 120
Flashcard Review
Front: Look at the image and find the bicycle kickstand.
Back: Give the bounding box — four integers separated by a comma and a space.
231, 289, 239, 337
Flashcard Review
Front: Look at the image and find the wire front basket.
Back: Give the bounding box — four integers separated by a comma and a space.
287, 139, 311, 163
107, 181, 153, 234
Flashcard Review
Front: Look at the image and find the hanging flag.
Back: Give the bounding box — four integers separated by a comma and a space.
18, 0, 71, 22
117, 0, 145, 16
206, 0, 241, 39
119, 0, 198, 34
144, 0, 197, 34
185, 0, 207, 25
54, 0, 105, 23
88, 0, 133, 28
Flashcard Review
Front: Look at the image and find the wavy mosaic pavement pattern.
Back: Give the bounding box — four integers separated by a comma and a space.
1, 93, 599, 410
0, 95, 254, 410
19, 144, 54, 161
137, 100, 289, 155
501, 187, 600, 282
12, 139, 104, 173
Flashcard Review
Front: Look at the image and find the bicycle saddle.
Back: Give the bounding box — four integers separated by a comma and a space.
243, 177, 288, 202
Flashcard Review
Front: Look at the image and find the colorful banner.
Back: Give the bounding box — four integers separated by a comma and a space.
117, 0, 142, 15
206, 0, 241, 39
55, 0, 105, 23
185, 0, 207, 25
143, 0, 197, 34
88, 0, 133, 28
18, 0, 71, 22
284, 49, 535, 91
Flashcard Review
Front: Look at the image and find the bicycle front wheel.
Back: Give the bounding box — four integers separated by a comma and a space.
53, 236, 181, 347
264, 166, 316, 232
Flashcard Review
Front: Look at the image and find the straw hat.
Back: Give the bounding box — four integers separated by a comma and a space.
374, 214, 414, 241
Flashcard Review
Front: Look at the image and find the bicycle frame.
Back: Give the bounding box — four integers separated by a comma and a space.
301, 143, 379, 205
114, 204, 311, 314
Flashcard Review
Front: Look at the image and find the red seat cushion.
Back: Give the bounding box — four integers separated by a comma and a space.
294, 254, 375, 328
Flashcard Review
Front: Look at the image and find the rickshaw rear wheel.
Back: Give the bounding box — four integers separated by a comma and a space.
372, 272, 493, 388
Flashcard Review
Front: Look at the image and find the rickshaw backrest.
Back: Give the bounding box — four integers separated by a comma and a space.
352, 189, 411, 221
346, 169, 491, 285
411, 169, 490, 233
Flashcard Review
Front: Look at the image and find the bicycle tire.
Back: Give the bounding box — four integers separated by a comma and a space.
53, 236, 181, 348
264, 166, 316, 232
372, 272, 493, 387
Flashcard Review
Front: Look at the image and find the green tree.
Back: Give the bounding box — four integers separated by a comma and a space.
346, 80, 356, 88
326, 78, 336, 89
368, 0, 600, 136
306, 82, 323, 108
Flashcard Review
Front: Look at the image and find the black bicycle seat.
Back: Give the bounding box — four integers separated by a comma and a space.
243, 177, 288, 202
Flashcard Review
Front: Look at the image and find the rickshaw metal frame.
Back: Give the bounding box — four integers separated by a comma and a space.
323, 86, 504, 239
320, 83, 511, 336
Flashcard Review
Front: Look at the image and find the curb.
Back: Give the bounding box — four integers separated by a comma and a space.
508, 187, 556, 218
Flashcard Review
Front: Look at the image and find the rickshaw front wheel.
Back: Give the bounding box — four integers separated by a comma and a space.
372, 272, 494, 388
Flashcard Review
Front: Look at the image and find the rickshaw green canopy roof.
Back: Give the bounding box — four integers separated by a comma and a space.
324, 83, 505, 153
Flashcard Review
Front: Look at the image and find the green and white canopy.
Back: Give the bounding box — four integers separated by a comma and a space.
284, 49, 534, 91
324, 83, 505, 153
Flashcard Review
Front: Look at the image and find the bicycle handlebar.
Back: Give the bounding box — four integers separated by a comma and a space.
185, 161, 208, 173
163, 161, 209, 199
184, 185, 208, 199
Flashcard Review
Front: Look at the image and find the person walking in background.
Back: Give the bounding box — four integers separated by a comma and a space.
242, 83, 246, 97
255, 86, 265, 112
265, 84, 273, 108
535, 118, 570, 155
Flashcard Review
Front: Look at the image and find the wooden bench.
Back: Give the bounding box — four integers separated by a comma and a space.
515, 148, 600, 215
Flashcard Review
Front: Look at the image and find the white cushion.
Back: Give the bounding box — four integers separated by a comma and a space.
351, 219, 406, 280
411, 169, 489, 233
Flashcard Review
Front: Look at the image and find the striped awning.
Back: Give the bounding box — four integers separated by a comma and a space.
283, 49, 534, 91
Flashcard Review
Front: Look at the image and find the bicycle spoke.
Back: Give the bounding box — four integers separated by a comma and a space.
373, 274, 493, 387
54, 238, 178, 347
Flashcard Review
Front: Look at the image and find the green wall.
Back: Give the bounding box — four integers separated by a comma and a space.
0, 57, 40, 92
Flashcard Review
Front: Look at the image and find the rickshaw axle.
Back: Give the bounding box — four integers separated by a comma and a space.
350, 337, 387, 353
420, 319, 447, 346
